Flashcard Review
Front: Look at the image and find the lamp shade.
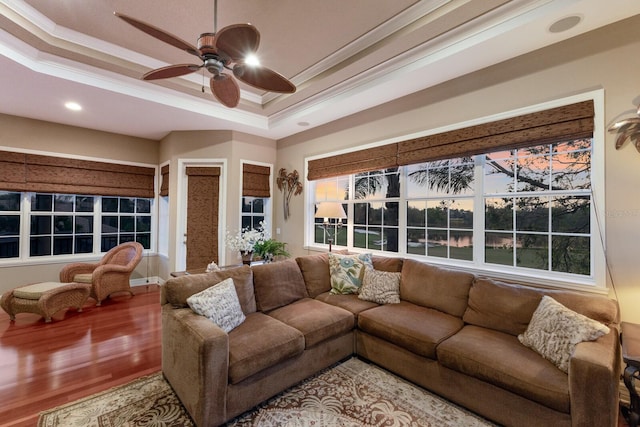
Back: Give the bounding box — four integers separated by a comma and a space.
315, 202, 347, 219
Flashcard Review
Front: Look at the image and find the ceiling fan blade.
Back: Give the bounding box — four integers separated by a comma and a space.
233, 64, 296, 93
214, 24, 260, 61
210, 75, 240, 108
114, 12, 200, 57
143, 64, 202, 80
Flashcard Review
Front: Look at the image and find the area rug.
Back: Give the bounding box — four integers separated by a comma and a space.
38, 358, 496, 426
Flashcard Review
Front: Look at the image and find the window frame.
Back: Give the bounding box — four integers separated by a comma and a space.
304, 91, 606, 292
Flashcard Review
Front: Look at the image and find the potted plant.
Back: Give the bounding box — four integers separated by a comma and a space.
253, 238, 290, 263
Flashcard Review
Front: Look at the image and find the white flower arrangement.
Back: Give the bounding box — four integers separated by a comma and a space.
226, 222, 270, 254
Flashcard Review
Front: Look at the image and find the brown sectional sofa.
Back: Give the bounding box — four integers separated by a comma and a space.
160, 253, 621, 427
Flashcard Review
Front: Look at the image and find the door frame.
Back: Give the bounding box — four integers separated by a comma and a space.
175, 158, 227, 272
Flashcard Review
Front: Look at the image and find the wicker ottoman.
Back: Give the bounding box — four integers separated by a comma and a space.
0, 282, 91, 323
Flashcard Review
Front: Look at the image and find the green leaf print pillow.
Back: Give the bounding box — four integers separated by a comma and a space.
328, 252, 373, 295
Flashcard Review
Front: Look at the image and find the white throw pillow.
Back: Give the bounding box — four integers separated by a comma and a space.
518, 295, 610, 373
328, 253, 373, 295
358, 269, 401, 304
186, 277, 246, 333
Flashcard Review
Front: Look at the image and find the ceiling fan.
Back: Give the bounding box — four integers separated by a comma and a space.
114, 2, 295, 108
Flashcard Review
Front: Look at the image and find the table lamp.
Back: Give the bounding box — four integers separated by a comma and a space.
315, 202, 347, 252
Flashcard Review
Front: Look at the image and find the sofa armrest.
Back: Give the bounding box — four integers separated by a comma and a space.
162, 305, 230, 427
569, 329, 621, 427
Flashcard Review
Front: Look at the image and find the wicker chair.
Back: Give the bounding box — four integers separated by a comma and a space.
60, 242, 144, 306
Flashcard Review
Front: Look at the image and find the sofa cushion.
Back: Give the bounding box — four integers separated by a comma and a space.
315, 292, 379, 316
463, 277, 619, 336
268, 298, 354, 348
252, 259, 309, 312
358, 301, 464, 359
437, 325, 570, 413
186, 278, 246, 333
400, 259, 474, 317
371, 255, 404, 272
228, 312, 305, 384
518, 296, 610, 373
296, 253, 331, 298
358, 269, 401, 304
329, 252, 373, 295
163, 266, 256, 314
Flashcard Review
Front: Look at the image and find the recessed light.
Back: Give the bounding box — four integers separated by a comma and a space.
64, 101, 82, 111
297, 121, 310, 127
549, 15, 582, 33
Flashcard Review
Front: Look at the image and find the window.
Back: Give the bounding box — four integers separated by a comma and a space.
309, 137, 597, 282
0, 191, 20, 258
0, 192, 153, 261
101, 197, 152, 252
483, 140, 591, 275
30, 194, 94, 256
241, 197, 268, 230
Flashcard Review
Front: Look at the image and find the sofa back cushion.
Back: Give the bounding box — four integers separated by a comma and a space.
371, 255, 404, 272
400, 259, 474, 317
253, 258, 309, 312
162, 266, 256, 314
463, 277, 620, 336
296, 253, 331, 298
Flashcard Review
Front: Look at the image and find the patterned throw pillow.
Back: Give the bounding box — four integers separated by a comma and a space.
518, 295, 610, 373
328, 253, 373, 295
186, 277, 246, 333
358, 269, 401, 304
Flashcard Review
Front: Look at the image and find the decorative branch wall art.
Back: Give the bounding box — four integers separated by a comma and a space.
276, 168, 303, 220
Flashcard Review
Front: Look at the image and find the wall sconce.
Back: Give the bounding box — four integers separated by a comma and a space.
315, 202, 347, 252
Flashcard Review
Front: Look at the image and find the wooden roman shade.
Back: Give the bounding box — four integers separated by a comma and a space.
307, 100, 594, 180
397, 100, 594, 165
0, 151, 155, 198
242, 164, 271, 198
307, 144, 398, 181
159, 164, 170, 197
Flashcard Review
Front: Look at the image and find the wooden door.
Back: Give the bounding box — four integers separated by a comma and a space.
185, 167, 220, 270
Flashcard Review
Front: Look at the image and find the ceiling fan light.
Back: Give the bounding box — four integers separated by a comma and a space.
244, 53, 260, 67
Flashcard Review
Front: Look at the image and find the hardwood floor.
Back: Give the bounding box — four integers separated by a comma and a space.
0, 285, 162, 427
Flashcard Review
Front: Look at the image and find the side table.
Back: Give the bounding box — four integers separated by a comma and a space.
622, 322, 640, 427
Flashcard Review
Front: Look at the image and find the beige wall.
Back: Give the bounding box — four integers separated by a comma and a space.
158, 130, 276, 274
276, 15, 640, 323
0, 115, 159, 293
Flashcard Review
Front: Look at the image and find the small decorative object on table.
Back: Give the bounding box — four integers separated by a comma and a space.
277, 168, 303, 220
206, 261, 220, 272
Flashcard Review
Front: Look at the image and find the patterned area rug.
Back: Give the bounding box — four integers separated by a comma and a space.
38, 358, 495, 426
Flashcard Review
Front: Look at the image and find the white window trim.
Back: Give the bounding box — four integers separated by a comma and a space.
304, 90, 606, 294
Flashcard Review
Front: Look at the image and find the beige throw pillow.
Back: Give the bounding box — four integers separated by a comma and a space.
358, 269, 401, 304
187, 277, 246, 333
518, 295, 610, 373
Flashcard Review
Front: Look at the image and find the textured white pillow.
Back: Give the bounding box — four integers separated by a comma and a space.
518, 295, 610, 373
358, 269, 401, 304
328, 252, 373, 295
186, 277, 246, 333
